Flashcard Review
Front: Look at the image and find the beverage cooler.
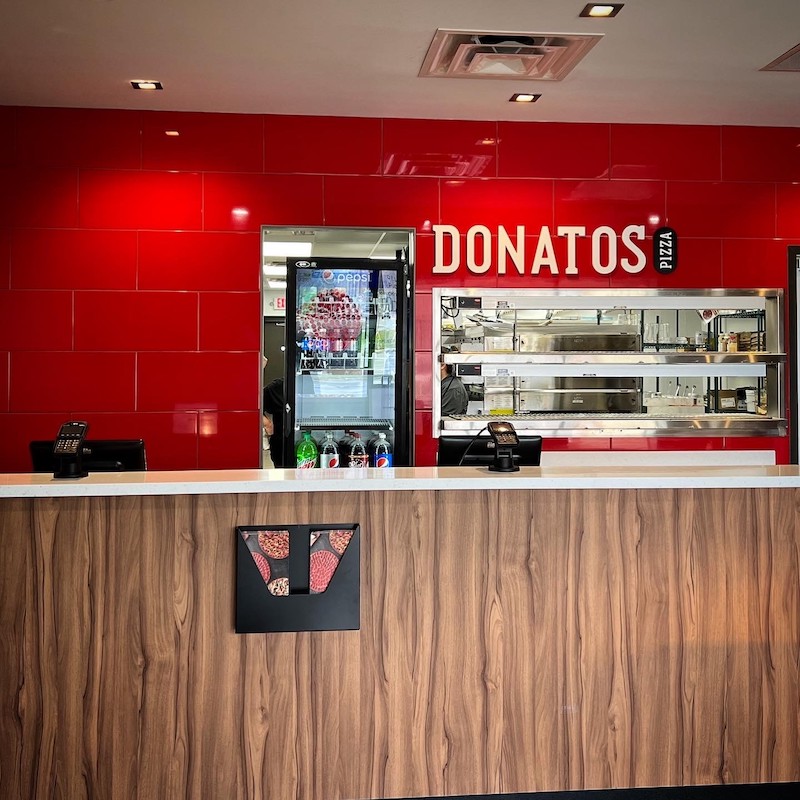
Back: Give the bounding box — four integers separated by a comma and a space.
283, 256, 412, 467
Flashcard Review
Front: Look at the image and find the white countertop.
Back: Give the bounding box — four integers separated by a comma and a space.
3, 464, 800, 498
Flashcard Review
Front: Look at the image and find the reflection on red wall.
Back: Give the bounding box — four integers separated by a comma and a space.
0, 107, 798, 470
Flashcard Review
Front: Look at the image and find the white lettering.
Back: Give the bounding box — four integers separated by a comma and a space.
497, 225, 525, 275
433, 225, 460, 274
591, 226, 617, 275
557, 226, 586, 276
620, 224, 646, 273
431, 223, 661, 278
531, 227, 558, 275
466, 225, 492, 274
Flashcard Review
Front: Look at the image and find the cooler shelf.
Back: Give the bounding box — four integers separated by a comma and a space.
297, 417, 394, 431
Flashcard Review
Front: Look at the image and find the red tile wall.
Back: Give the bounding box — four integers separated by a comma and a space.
0, 106, 795, 471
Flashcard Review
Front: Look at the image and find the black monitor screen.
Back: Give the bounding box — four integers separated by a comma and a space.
30, 439, 147, 473
437, 435, 542, 468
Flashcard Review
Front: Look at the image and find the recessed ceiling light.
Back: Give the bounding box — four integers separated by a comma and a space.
165, 130, 180, 137
580, 4, 624, 18
510, 93, 541, 103
131, 80, 163, 90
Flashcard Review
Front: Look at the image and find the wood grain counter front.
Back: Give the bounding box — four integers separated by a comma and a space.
1, 470, 799, 798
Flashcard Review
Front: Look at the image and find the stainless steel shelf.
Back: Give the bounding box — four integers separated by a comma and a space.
445, 351, 784, 379
443, 352, 786, 364
440, 413, 787, 438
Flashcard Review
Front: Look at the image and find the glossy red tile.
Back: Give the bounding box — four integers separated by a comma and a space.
11, 229, 137, 289
198, 410, 261, 468
78, 170, 202, 230
414, 350, 433, 410
138, 231, 260, 290
776, 184, 800, 238
413, 290, 432, 351
0, 351, 8, 411
74, 291, 199, 351
0, 167, 78, 228
137, 351, 259, 412
441, 177, 552, 232
383, 119, 497, 178
554, 179, 665, 235
722, 436, 788, 459
0, 228, 9, 289
667, 181, 775, 238
143, 111, 263, 172
722, 239, 790, 289
610, 437, 723, 452
199, 292, 261, 351
0, 107, 14, 167
324, 176, 438, 232
0, 290, 72, 350
498, 122, 610, 179
203, 173, 323, 231
264, 115, 381, 175
73, 411, 199, 470
721, 126, 800, 182
610, 124, 721, 180
10, 352, 136, 412
14, 107, 142, 169
414, 411, 436, 466
0, 412, 68, 472
610, 238, 722, 289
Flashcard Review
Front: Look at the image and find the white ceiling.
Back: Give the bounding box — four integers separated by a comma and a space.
2, 0, 800, 126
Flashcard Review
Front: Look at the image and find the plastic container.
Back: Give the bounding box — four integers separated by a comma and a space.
295, 431, 318, 469
372, 433, 393, 468
319, 432, 339, 468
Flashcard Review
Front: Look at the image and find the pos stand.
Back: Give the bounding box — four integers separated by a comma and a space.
488, 444, 519, 472
54, 449, 88, 479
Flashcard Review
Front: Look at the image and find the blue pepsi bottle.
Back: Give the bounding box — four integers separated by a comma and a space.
372, 433, 393, 468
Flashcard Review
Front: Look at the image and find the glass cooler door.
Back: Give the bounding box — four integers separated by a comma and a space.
284, 256, 409, 466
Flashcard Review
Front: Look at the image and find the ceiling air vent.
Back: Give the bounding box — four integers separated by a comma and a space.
761, 42, 800, 72
419, 29, 603, 81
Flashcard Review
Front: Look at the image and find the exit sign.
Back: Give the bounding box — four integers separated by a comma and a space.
274, 296, 286, 310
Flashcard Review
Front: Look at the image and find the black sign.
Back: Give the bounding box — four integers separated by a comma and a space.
653, 227, 678, 274
236, 524, 360, 633
457, 363, 482, 376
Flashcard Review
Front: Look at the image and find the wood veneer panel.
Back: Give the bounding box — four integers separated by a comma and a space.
1, 488, 799, 799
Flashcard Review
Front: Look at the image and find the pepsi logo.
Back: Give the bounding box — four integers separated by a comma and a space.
321, 269, 334, 282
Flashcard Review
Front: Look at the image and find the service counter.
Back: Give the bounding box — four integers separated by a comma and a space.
1, 467, 799, 799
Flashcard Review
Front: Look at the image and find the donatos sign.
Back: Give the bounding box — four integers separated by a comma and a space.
432, 224, 678, 277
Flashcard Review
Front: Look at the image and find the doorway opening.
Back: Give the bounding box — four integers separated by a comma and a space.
260, 226, 415, 468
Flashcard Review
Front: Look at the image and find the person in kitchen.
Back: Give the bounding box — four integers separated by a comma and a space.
440, 362, 469, 416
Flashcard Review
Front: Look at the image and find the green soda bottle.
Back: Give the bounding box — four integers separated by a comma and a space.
295, 431, 319, 469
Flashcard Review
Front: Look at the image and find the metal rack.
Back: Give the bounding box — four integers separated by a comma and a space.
433, 288, 786, 440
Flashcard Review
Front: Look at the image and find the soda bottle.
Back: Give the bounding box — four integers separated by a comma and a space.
372, 432, 393, 468
319, 432, 339, 468
295, 431, 318, 469
347, 432, 368, 468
